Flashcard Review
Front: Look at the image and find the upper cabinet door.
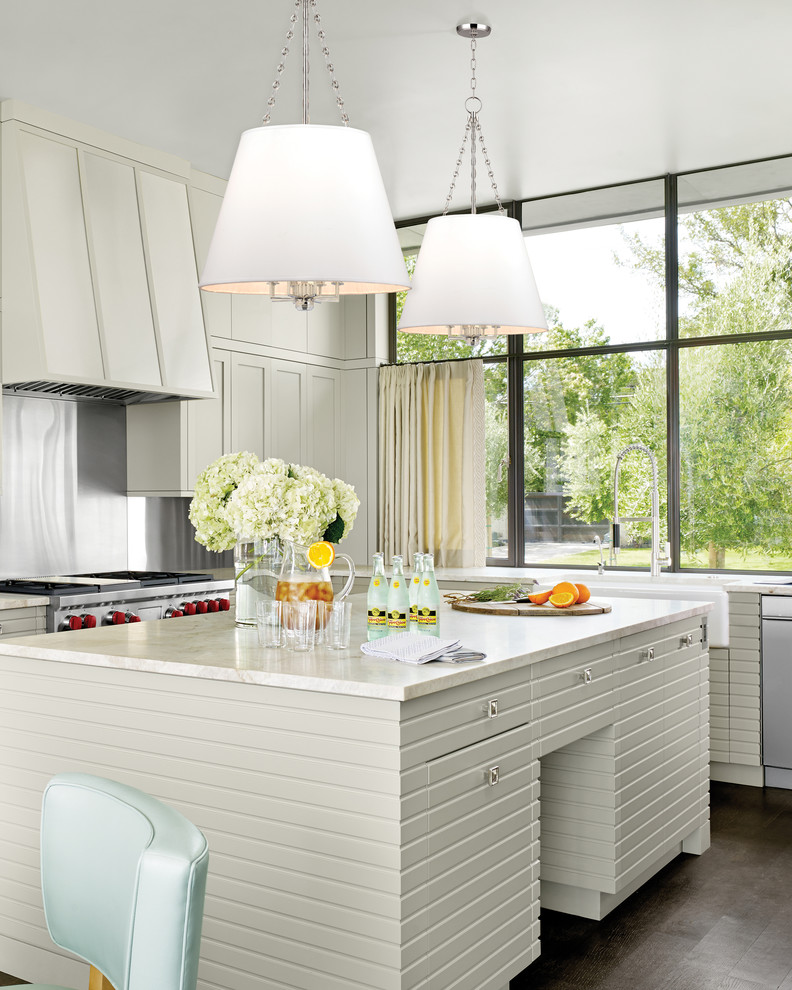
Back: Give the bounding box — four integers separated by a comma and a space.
16, 131, 104, 380
81, 151, 161, 387
137, 170, 213, 393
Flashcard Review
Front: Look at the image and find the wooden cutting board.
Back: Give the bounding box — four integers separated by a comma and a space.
450, 598, 612, 617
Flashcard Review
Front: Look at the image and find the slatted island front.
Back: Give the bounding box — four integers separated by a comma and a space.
0, 593, 711, 990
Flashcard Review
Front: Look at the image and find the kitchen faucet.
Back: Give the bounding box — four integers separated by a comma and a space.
612, 443, 669, 577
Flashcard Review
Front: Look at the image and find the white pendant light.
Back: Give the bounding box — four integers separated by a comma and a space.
398, 23, 548, 342
200, 0, 410, 311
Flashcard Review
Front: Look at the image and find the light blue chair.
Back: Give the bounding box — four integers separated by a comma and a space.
9, 772, 209, 990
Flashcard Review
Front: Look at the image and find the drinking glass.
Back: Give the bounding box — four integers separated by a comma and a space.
282, 600, 318, 652
322, 601, 352, 650
256, 600, 283, 648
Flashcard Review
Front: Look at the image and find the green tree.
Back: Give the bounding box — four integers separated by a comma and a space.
557, 199, 792, 567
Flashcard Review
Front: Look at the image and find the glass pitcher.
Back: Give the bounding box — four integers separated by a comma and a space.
275, 541, 355, 612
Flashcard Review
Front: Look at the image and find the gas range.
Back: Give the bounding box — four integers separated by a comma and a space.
0, 570, 234, 632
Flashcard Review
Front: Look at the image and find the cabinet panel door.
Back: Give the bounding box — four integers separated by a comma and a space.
137, 170, 212, 392
18, 131, 104, 379
306, 366, 341, 479
270, 360, 306, 464
231, 352, 269, 459
188, 186, 232, 340
81, 152, 161, 386
188, 352, 231, 481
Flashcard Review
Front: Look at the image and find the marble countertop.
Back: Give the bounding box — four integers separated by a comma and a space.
0, 593, 711, 701
0, 592, 50, 609
727, 582, 792, 594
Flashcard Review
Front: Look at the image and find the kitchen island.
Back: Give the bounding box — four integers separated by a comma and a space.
0, 594, 711, 990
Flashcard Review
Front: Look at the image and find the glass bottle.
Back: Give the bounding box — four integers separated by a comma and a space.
409, 552, 425, 632
367, 552, 390, 640
386, 556, 410, 632
417, 552, 441, 636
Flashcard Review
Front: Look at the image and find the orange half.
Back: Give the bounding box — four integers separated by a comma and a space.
307, 541, 335, 569
549, 592, 577, 609
528, 589, 553, 605
551, 581, 580, 604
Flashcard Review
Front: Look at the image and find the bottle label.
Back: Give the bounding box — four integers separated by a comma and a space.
418, 607, 438, 627
393, 580, 400, 589
387, 609, 407, 629
409, 604, 419, 621
373, 578, 381, 587
423, 579, 430, 586
368, 607, 386, 627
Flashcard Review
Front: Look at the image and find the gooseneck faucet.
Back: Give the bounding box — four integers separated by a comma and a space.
612, 443, 668, 577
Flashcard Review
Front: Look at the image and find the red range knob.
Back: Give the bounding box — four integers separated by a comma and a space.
127, 613, 142, 623
196, 601, 209, 614
165, 607, 184, 618
67, 615, 82, 631
111, 610, 126, 625
207, 599, 220, 613
82, 614, 97, 629
217, 598, 230, 611
181, 602, 197, 616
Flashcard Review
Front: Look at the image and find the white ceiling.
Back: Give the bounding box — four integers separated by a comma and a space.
2, 0, 792, 220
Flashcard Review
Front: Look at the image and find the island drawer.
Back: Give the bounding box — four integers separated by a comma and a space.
533, 642, 615, 754
401, 666, 533, 767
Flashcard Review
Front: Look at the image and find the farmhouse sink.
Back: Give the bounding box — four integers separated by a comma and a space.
557, 571, 730, 647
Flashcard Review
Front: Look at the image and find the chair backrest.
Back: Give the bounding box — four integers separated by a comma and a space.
39, 773, 209, 990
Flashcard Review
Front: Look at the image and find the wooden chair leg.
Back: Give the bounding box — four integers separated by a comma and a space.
89, 965, 116, 990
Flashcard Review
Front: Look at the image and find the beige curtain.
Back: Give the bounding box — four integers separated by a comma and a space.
379, 359, 486, 567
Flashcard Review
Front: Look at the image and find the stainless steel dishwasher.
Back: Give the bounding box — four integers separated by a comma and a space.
762, 595, 792, 788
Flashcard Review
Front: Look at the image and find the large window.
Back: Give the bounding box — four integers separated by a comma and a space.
394, 158, 792, 574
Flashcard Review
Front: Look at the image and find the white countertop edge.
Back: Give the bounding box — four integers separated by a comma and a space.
0, 593, 50, 609
0, 599, 713, 702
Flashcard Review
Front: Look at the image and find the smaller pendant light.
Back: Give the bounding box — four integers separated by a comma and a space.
200, 0, 410, 311
398, 24, 547, 342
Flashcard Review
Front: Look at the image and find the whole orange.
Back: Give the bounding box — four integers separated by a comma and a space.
575, 583, 591, 604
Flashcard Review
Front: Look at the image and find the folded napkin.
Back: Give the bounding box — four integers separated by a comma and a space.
361, 633, 461, 664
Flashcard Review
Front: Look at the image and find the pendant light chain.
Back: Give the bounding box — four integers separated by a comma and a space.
312, 0, 350, 126
443, 29, 506, 215
261, 0, 349, 126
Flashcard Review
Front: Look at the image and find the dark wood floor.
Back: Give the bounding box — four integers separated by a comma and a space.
1, 782, 790, 989
512, 782, 792, 990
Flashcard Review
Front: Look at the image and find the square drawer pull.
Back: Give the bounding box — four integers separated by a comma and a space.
680, 633, 694, 648
488, 765, 500, 786
640, 648, 655, 662
580, 668, 593, 684
487, 699, 499, 718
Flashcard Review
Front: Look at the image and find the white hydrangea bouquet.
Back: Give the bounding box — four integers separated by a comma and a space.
189, 452, 360, 552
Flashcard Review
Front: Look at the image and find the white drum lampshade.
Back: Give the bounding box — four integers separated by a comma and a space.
398, 213, 548, 334
200, 124, 410, 296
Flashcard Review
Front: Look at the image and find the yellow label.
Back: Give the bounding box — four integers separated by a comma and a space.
423, 579, 430, 586
373, 578, 380, 587
393, 580, 400, 588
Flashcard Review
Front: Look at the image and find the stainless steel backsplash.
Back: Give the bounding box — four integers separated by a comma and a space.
0, 394, 229, 576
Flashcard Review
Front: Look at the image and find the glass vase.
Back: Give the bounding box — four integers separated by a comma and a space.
233, 537, 283, 627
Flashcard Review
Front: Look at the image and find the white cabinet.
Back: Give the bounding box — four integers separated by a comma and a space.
126, 352, 231, 496
127, 351, 345, 496
269, 359, 306, 463
230, 351, 270, 459
0, 101, 213, 398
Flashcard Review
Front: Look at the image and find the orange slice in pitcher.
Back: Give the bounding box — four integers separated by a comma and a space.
307, 541, 335, 569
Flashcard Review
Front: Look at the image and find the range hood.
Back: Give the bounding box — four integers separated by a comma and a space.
1, 101, 216, 405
